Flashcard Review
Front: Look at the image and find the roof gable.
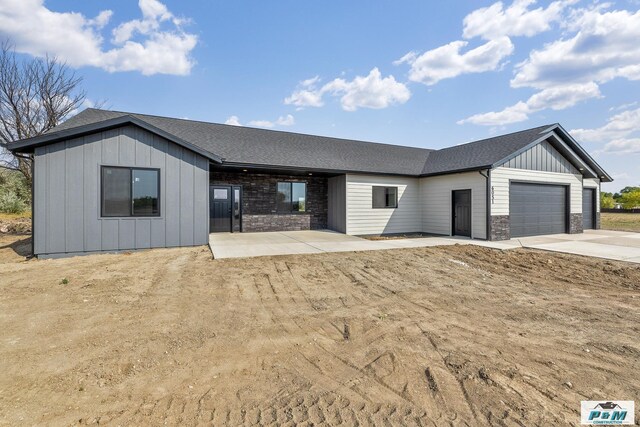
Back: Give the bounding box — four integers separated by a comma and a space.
497, 139, 579, 174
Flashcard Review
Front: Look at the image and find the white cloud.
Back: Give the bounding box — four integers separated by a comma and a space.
112, 0, 181, 44
392, 51, 418, 66
463, 0, 576, 40
458, 102, 530, 126
571, 108, 640, 143
459, 82, 601, 125
512, 8, 640, 89
224, 115, 242, 126
248, 119, 275, 128
226, 114, 294, 128
602, 138, 640, 154
87, 10, 113, 29
393, 0, 576, 88
570, 107, 640, 155
275, 114, 295, 126
462, 6, 640, 126
323, 68, 411, 111
284, 76, 325, 108
285, 68, 410, 111
398, 37, 514, 86
0, 0, 197, 76
610, 101, 638, 112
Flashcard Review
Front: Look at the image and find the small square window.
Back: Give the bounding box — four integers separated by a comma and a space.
372, 186, 398, 208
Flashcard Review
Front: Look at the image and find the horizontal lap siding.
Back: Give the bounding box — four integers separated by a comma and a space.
346, 174, 421, 235
33, 125, 209, 257
491, 167, 582, 215
582, 178, 601, 212
420, 172, 487, 239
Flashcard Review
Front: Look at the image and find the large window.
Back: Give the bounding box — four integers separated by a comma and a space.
102, 166, 160, 217
372, 186, 398, 208
277, 181, 306, 212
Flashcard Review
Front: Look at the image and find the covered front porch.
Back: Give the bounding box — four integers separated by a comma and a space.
208, 164, 342, 234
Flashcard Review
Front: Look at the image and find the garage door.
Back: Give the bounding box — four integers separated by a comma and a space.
582, 188, 595, 229
510, 182, 567, 237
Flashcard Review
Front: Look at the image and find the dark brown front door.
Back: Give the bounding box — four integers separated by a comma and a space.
453, 189, 471, 237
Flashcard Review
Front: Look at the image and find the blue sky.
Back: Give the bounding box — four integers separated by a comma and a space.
1, 0, 639, 191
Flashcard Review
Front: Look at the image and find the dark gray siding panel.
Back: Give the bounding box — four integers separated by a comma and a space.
583, 188, 595, 229
32, 125, 209, 257
327, 175, 346, 233
165, 142, 181, 247
180, 149, 195, 246
502, 140, 579, 174
83, 134, 102, 252
33, 147, 47, 255
136, 220, 151, 249
118, 219, 136, 250
65, 138, 85, 253
194, 155, 210, 245
101, 219, 119, 250
510, 182, 566, 237
48, 143, 66, 254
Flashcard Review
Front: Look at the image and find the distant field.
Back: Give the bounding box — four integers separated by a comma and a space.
601, 212, 640, 232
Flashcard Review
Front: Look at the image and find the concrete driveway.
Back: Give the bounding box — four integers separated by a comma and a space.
209, 229, 640, 263
507, 229, 640, 263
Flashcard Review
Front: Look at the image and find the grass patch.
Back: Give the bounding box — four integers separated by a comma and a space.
601, 212, 640, 232
0, 211, 31, 220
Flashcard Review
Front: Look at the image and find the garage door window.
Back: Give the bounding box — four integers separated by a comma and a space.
101, 166, 160, 217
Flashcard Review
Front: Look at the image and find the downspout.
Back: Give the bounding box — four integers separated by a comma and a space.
29, 152, 35, 259
479, 169, 490, 241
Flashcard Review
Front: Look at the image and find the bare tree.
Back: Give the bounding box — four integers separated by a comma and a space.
0, 41, 87, 183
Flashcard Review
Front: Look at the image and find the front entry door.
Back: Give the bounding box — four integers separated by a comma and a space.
210, 186, 232, 232
452, 189, 472, 237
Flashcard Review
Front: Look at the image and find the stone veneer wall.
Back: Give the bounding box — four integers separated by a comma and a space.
210, 171, 328, 232
569, 213, 583, 234
595, 212, 601, 230
489, 215, 510, 241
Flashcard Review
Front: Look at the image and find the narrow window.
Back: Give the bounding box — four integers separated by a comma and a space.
101, 166, 160, 217
132, 169, 160, 215
372, 186, 398, 208
277, 181, 307, 213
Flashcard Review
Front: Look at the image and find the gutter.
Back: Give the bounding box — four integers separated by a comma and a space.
479, 169, 490, 241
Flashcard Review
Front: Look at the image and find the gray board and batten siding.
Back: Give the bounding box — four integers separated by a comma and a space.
500, 139, 579, 174
33, 125, 209, 258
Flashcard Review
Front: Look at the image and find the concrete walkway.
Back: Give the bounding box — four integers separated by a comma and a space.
210, 229, 640, 263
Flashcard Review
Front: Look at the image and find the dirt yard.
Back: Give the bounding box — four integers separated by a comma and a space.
1, 233, 639, 426
602, 212, 640, 232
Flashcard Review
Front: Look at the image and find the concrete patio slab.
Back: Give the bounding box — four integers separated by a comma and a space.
209, 229, 640, 263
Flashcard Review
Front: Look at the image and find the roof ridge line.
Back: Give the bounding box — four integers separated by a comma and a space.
99, 108, 434, 152
434, 124, 556, 152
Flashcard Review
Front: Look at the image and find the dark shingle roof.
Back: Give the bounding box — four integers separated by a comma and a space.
421, 124, 553, 175
48, 109, 433, 175
12, 108, 608, 179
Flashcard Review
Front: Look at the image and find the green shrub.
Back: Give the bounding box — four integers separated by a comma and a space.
0, 192, 27, 214
0, 169, 30, 214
